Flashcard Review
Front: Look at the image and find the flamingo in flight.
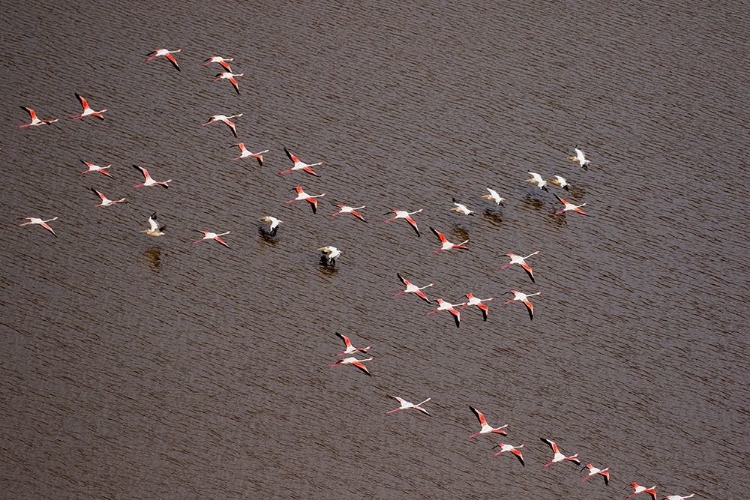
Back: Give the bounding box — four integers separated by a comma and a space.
554, 194, 588, 216
499, 251, 540, 283
214, 71, 243, 94
203, 114, 242, 138
461, 293, 493, 321
232, 143, 268, 166
468, 406, 508, 438
194, 230, 231, 248
259, 216, 282, 236
493, 443, 525, 466
394, 273, 433, 303
504, 290, 540, 321
132, 165, 172, 188
331, 203, 366, 222
482, 188, 505, 206
145, 48, 181, 71
626, 483, 658, 500
80, 159, 114, 178
526, 172, 549, 192
426, 298, 466, 328
19, 106, 58, 128
540, 438, 580, 467
19, 217, 58, 237
335, 332, 371, 356
203, 55, 234, 71
141, 213, 166, 237
568, 145, 590, 170
581, 463, 610, 485
386, 396, 431, 416
384, 209, 422, 237
549, 175, 570, 191
663, 494, 694, 500
451, 198, 475, 216
318, 246, 341, 267
430, 227, 469, 253
71, 93, 106, 120
330, 356, 372, 376
285, 186, 325, 214
279, 147, 323, 177
91, 188, 126, 207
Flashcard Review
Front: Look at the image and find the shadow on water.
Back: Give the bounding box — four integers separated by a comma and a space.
482, 208, 504, 227
258, 227, 279, 246
142, 247, 162, 272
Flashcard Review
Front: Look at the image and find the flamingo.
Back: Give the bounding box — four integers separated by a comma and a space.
141, 213, 166, 237
430, 227, 469, 253
549, 175, 570, 191
194, 230, 231, 248
19, 217, 57, 237
318, 246, 341, 267
540, 438, 580, 467
331, 204, 366, 222
213, 71, 243, 94
468, 406, 508, 438
335, 332, 371, 356
91, 188, 126, 207
626, 483, 658, 500
259, 216, 282, 236
499, 251, 540, 283
581, 463, 610, 485
554, 194, 588, 216
526, 172, 549, 192
663, 494, 694, 500
132, 165, 172, 188
71, 93, 106, 120
425, 298, 466, 328
279, 147, 323, 177
451, 198, 475, 216
394, 273, 433, 303
386, 396, 431, 416
285, 186, 325, 214
493, 443, 525, 466
504, 290, 540, 321
482, 188, 505, 206
461, 293, 493, 321
203, 55, 234, 71
568, 145, 590, 170
80, 159, 114, 178
232, 143, 268, 166
384, 209, 422, 237
330, 356, 372, 376
145, 48, 181, 71
203, 114, 242, 138
19, 106, 58, 128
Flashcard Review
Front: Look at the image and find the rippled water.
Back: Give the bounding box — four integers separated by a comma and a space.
1, 0, 748, 498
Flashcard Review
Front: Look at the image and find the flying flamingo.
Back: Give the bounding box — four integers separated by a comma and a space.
499, 251, 540, 283
568, 145, 590, 170
80, 159, 114, 178
141, 213, 166, 237
581, 463, 610, 485
145, 48, 181, 71
554, 194, 588, 216
451, 198, 475, 216
232, 143, 268, 166
91, 188, 126, 207
203, 55, 234, 71
330, 356, 372, 376
335, 332, 371, 356
384, 209, 422, 237
19, 217, 57, 237
71, 93, 106, 120
540, 438, 580, 467
18, 106, 58, 128
430, 227, 469, 253
279, 147, 323, 177
331, 204, 366, 222
193, 230, 231, 248
549, 175, 570, 191
285, 186, 325, 214
386, 396, 431, 416
394, 273, 433, 303
318, 246, 341, 267
663, 494, 694, 500
426, 298, 466, 328
526, 172, 549, 192
132, 165, 172, 188
203, 114, 242, 138
492, 443, 525, 466
259, 216, 282, 236
461, 293, 493, 321
626, 483, 658, 500
482, 188, 505, 206
214, 71, 243, 94
468, 406, 508, 438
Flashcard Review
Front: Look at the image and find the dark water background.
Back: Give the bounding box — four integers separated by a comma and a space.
1, 0, 748, 498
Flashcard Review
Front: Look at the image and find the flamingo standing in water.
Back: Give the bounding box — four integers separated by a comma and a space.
461, 293, 493, 321
493, 443, 525, 466
580, 463, 610, 485
540, 438, 580, 467
193, 230, 231, 248
386, 396, 431, 416
554, 194, 589, 216
80, 160, 114, 178
499, 251, 540, 283
18, 106, 58, 128
331, 204, 367, 222
91, 188, 126, 207
145, 48, 182, 71
384, 209, 422, 237
334, 332, 371, 356
468, 406, 508, 438
430, 227, 469, 253
279, 147, 323, 177
232, 143, 268, 166
394, 273, 433, 303
568, 145, 590, 170
203, 55, 234, 71
504, 290, 540, 321
203, 114, 242, 138
626, 483, 658, 500
330, 356, 372, 376
286, 186, 325, 214
132, 165, 172, 188
19, 217, 58, 237
426, 299, 466, 328
71, 93, 106, 120
214, 71, 243, 94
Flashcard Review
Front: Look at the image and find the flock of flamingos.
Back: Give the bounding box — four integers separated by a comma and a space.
16, 47, 694, 500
